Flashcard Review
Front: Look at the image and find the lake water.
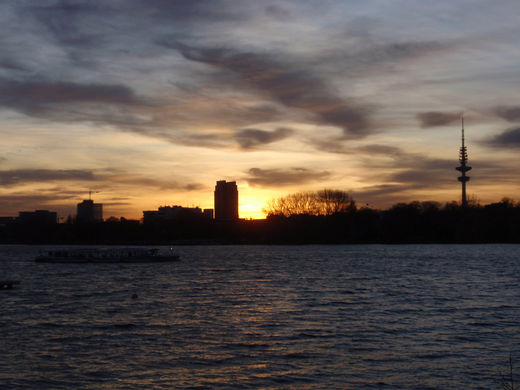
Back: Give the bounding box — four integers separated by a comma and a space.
1, 244, 519, 389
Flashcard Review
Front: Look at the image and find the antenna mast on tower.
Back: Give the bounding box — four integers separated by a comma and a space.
88, 190, 99, 201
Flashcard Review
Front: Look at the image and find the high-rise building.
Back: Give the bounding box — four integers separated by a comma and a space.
456, 116, 472, 207
214, 180, 239, 221
77, 199, 103, 223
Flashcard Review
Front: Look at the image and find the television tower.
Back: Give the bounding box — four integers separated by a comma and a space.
456, 116, 471, 207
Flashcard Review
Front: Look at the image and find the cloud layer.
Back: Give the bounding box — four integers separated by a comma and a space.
245, 167, 331, 187
0, 169, 96, 186
173, 43, 373, 137
484, 127, 520, 149
235, 127, 293, 149
495, 106, 520, 122
417, 112, 461, 128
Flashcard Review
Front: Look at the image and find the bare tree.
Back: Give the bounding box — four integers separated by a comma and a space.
264, 189, 356, 217
317, 189, 356, 215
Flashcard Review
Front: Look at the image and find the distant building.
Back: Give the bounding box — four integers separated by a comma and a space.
77, 199, 103, 223
0, 217, 15, 228
214, 180, 239, 221
203, 208, 214, 220
143, 205, 212, 224
17, 210, 57, 225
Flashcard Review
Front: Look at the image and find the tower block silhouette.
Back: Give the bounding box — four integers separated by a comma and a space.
214, 180, 239, 221
456, 116, 472, 207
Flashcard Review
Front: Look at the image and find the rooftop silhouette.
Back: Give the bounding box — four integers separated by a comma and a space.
77, 199, 103, 224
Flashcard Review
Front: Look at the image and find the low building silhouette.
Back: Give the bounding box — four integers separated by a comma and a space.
203, 208, 214, 219
77, 199, 103, 223
143, 205, 213, 224
214, 180, 238, 221
0, 217, 15, 228
17, 210, 57, 225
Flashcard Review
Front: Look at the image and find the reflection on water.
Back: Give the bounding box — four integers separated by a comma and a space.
1, 244, 519, 388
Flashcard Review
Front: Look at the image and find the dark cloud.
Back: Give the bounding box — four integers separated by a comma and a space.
0, 166, 205, 196
358, 41, 448, 64
353, 184, 413, 207
353, 155, 515, 207
359, 154, 458, 190
183, 183, 206, 191
353, 143, 509, 193
354, 184, 410, 198
311, 138, 353, 154
29, 2, 104, 48
313, 140, 457, 194
102, 201, 133, 207
0, 59, 26, 71
389, 166, 452, 187
352, 183, 454, 209
0, 75, 288, 146
317, 39, 453, 79
417, 111, 461, 128
235, 127, 293, 149
145, 0, 245, 23
102, 173, 205, 191
171, 43, 373, 137
152, 180, 205, 192
118, 0, 244, 24
8, 0, 248, 76
495, 106, 520, 122
28, 1, 182, 33
153, 131, 231, 149
0, 169, 96, 186
356, 144, 404, 156
30, 0, 243, 45
312, 139, 405, 157
0, 79, 141, 116
265, 5, 290, 20
107, 197, 132, 202
0, 79, 159, 135
312, 139, 450, 175
245, 167, 330, 187
145, 99, 286, 147
484, 127, 520, 148
312, 138, 487, 190
0, 191, 82, 217
21, 0, 249, 74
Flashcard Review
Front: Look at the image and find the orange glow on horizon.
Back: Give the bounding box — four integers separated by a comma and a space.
239, 208, 267, 220
239, 195, 268, 220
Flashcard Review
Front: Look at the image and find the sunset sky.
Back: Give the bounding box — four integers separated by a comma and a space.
1, 0, 520, 220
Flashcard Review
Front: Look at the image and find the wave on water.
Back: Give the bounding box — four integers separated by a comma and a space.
1, 244, 519, 389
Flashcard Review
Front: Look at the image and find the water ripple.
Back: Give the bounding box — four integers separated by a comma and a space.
1, 244, 519, 388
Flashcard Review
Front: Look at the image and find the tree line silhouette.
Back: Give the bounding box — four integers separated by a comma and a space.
263, 191, 520, 243
1, 190, 519, 244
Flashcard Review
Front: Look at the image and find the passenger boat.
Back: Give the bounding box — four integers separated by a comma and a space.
35, 247, 180, 263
